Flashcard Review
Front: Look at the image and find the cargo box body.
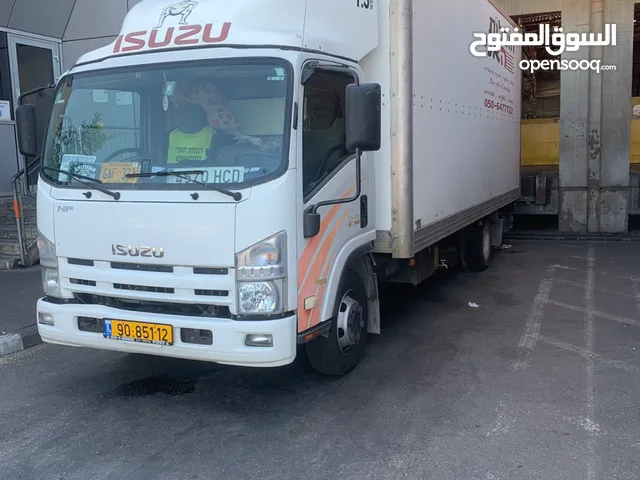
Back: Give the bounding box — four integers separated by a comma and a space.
362, 0, 522, 258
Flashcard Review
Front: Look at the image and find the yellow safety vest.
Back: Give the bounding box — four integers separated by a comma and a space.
167, 126, 215, 164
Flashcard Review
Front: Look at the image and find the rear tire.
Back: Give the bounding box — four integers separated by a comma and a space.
464, 221, 492, 272
305, 269, 368, 376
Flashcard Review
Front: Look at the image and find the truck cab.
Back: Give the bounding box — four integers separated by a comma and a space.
15, 0, 383, 375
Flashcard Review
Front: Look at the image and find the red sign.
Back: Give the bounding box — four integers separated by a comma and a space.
113, 23, 231, 54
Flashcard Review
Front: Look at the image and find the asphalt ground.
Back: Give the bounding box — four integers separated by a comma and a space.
1, 240, 639, 479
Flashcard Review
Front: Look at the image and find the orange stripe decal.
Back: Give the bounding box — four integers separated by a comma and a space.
298, 184, 356, 287
308, 249, 337, 327
298, 211, 348, 332
297, 177, 368, 333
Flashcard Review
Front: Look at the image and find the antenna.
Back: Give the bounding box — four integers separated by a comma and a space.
300, 0, 309, 54
82, 43, 94, 56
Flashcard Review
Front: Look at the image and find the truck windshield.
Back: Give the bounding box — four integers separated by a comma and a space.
41, 59, 291, 189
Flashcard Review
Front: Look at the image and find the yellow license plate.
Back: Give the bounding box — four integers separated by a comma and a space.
99, 162, 140, 184
104, 319, 173, 345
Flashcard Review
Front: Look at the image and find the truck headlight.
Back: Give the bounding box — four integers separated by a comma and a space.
37, 231, 62, 298
236, 232, 286, 315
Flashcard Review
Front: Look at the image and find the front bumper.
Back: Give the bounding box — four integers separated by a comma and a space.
36, 298, 297, 367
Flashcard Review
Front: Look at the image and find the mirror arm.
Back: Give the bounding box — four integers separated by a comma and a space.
307, 147, 362, 217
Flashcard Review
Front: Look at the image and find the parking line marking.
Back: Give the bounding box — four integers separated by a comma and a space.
547, 300, 640, 328
538, 335, 640, 376
512, 266, 555, 371
600, 271, 640, 282
632, 279, 640, 318
555, 279, 636, 300
584, 244, 596, 480
486, 401, 514, 437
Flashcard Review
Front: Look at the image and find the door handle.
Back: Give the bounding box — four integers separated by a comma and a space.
360, 195, 368, 228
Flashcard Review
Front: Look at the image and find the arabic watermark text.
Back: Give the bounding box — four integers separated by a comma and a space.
520, 59, 616, 73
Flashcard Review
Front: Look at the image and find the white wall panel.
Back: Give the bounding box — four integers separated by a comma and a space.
411, 0, 521, 229
0, 0, 17, 27
62, 37, 117, 70
64, 0, 128, 41
8, 0, 75, 38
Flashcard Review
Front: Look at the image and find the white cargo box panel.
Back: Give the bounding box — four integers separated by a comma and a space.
411, 0, 521, 253
367, 0, 521, 257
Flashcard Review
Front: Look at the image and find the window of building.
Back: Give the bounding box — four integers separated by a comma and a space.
302, 71, 355, 197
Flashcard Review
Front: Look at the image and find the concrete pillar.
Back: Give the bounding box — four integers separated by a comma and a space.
587, 0, 604, 233
599, 0, 633, 232
559, 0, 633, 233
559, 0, 592, 232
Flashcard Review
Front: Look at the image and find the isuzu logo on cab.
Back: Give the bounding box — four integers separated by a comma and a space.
113, 0, 231, 54
112, 245, 165, 258
113, 23, 231, 53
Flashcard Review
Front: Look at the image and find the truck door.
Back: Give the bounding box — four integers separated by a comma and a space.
296, 62, 376, 335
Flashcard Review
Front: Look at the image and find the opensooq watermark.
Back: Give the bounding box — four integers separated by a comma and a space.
469, 23, 617, 73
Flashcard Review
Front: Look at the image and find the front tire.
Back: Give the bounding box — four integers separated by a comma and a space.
305, 269, 368, 376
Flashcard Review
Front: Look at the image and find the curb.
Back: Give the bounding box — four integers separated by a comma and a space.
0, 324, 42, 356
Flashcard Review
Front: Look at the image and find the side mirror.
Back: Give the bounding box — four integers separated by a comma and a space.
16, 104, 37, 158
345, 83, 382, 153
303, 208, 321, 238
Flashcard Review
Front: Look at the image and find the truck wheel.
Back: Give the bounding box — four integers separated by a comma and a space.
305, 269, 368, 376
464, 221, 491, 272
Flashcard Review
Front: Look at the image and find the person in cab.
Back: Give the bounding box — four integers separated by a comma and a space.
166, 102, 217, 164
167, 81, 241, 164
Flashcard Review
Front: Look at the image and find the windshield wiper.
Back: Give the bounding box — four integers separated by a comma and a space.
126, 170, 242, 201
42, 166, 120, 200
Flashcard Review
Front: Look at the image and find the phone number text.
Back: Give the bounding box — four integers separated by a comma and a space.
484, 99, 513, 115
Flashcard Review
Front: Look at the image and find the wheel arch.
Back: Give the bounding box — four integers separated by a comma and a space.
325, 241, 381, 335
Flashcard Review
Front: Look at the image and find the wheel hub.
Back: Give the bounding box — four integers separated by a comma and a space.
336, 291, 364, 354
482, 225, 491, 261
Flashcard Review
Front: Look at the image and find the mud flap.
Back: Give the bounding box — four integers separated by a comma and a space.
353, 254, 380, 335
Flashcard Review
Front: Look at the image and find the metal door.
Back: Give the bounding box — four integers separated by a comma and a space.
8, 35, 61, 191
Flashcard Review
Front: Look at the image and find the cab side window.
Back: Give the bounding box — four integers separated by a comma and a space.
302, 71, 355, 197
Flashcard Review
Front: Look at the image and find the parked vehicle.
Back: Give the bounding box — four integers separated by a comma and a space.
14, 0, 521, 375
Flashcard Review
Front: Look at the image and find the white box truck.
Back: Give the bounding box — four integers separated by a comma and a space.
15, 0, 521, 375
